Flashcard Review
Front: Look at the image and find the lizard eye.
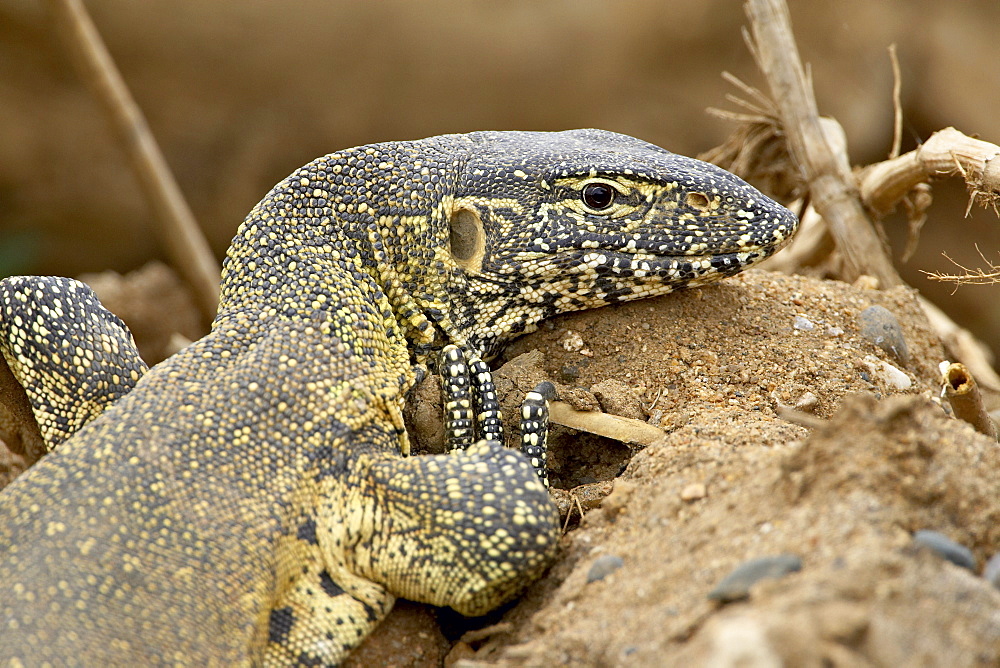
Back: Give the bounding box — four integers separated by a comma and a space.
581, 182, 615, 210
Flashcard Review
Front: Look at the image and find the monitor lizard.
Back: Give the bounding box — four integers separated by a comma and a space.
0, 129, 797, 665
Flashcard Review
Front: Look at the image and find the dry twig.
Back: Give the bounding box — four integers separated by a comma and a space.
888, 44, 903, 161
859, 127, 1000, 219
925, 248, 1000, 287
548, 401, 665, 447
46, 0, 221, 323
942, 362, 998, 440
702, 73, 801, 203
743, 0, 903, 289
775, 404, 827, 430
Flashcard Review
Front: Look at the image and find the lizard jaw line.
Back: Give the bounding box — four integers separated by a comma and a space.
573, 248, 770, 278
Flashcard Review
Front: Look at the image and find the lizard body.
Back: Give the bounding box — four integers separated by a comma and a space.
0, 129, 796, 664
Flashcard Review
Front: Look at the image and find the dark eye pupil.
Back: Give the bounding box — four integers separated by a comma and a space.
582, 183, 614, 210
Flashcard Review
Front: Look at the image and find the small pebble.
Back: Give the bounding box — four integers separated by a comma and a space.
793, 391, 819, 412
708, 554, 803, 603
826, 326, 845, 337
793, 315, 815, 331
561, 330, 585, 352
861, 355, 911, 391
680, 483, 707, 502
913, 530, 976, 571
587, 554, 624, 583
853, 275, 880, 290
983, 553, 1000, 589
858, 305, 910, 365
648, 408, 664, 426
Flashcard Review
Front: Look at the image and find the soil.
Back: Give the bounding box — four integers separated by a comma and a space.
4, 266, 1000, 666
388, 268, 1000, 667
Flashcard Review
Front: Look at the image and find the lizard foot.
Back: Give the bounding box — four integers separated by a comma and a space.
438, 344, 551, 486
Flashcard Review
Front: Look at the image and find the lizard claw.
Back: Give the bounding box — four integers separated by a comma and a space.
439, 345, 551, 486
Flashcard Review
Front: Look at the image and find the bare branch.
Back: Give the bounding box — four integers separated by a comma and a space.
45, 0, 220, 323
942, 362, 998, 441
888, 44, 903, 160
924, 249, 1000, 286
743, 0, 903, 288
859, 127, 1000, 219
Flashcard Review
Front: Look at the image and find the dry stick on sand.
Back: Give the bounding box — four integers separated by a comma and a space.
740, 0, 1000, 397
942, 363, 998, 441
45, 0, 221, 323
743, 0, 903, 289
548, 401, 665, 447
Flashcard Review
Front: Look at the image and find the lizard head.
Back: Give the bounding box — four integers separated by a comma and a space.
442, 129, 798, 357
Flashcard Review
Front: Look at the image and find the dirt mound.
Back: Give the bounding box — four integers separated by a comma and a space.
491, 393, 1000, 666
401, 269, 1000, 666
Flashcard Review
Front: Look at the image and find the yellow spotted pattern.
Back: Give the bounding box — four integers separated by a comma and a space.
0, 130, 796, 665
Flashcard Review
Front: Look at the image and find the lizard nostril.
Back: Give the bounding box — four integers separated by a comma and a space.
686, 192, 711, 211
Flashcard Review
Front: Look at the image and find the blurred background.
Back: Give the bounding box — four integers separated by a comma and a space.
1, 0, 998, 355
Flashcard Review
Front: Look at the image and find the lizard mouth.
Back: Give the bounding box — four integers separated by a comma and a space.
500, 239, 788, 293
569, 246, 778, 282
577, 212, 798, 281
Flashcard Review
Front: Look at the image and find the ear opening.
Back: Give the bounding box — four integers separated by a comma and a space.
448, 206, 486, 273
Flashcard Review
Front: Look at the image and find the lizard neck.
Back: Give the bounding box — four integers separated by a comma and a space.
218, 143, 470, 363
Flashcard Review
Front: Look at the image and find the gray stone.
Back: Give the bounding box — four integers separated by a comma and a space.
708, 554, 803, 603
858, 305, 910, 365
586, 554, 625, 583
913, 530, 976, 571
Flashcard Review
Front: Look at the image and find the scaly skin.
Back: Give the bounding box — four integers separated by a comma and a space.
0, 129, 796, 665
